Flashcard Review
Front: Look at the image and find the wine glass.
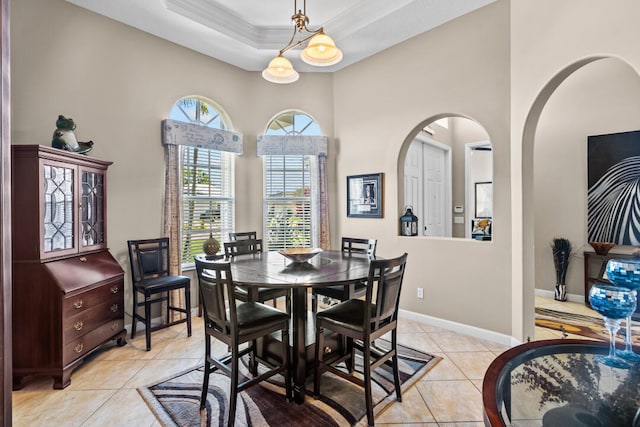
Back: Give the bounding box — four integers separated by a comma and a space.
605, 259, 640, 363
588, 284, 636, 369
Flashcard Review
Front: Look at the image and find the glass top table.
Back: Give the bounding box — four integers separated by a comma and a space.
482, 339, 640, 427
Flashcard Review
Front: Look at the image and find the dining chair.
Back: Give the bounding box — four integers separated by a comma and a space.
313, 252, 408, 427
223, 239, 291, 313
194, 257, 291, 427
229, 231, 257, 241
127, 238, 192, 351
311, 237, 377, 312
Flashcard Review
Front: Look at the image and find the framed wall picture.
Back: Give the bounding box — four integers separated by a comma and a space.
347, 173, 384, 218
474, 181, 493, 218
588, 130, 640, 244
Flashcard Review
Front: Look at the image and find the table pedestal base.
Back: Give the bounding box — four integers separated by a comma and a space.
256, 312, 347, 404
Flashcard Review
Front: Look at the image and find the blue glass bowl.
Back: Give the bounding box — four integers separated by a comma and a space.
606, 259, 640, 290
589, 285, 636, 319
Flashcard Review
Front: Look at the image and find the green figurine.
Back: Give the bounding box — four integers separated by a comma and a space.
51, 115, 94, 154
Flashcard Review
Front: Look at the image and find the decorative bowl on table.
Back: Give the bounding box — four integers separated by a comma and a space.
279, 248, 322, 263
589, 241, 616, 256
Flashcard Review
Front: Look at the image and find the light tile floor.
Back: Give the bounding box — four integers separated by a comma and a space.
11, 296, 598, 426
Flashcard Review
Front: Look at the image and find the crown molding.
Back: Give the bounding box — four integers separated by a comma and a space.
164, 0, 416, 51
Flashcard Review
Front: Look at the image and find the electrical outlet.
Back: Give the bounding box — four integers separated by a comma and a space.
417, 288, 424, 299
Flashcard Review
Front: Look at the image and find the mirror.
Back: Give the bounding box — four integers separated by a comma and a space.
401, 116, 492, 240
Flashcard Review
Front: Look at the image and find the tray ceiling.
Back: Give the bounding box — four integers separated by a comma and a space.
66, 0, 495, 73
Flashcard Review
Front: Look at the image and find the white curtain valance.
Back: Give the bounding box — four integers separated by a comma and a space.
257, 135, 328, 156
161, 119, 243, 154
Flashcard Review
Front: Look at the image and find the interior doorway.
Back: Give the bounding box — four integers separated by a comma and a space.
404, 132, 452, 237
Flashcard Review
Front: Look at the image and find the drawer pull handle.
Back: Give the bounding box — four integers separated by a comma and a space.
110, 286, 119, 294
79, 257, 87, 263
74, 321, 83, 331
110, 304, 118, 313
74, 343, 84, 353
73, 299, 83, 309
111, 322, 119, 331
324, 346, 332, 354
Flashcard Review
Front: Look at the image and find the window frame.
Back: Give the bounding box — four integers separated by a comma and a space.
262, 111, 322, 250
169, 96, 235, 268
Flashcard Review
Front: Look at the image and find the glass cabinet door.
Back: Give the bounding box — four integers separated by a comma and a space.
43, 164, 75, 253
81, 168, 106, 248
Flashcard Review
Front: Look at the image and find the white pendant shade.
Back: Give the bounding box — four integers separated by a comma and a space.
300, 32, 343, 66
262, 1, 343, 83
262, 55, 299, 84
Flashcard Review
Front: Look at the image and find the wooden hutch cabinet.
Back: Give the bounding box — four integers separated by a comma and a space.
11, 145, 126, 389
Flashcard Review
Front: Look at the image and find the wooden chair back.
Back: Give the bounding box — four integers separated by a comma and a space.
224, 239, 263, 257
127, 237, 171, 283
341, 237, 377, 257
229, 231, 258, 241
365, 253, 408, 330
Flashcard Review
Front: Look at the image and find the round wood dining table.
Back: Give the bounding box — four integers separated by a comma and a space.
224, 249, 373, 403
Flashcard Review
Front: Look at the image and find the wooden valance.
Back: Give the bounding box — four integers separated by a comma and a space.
161, 119, 243, 154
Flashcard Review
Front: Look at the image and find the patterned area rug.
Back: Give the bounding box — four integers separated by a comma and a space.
535, 307, 640, 346
138, 342, 440, 427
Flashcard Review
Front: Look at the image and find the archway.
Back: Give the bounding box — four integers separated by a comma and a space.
520, 56, 640, 341
397, 114, 492, 240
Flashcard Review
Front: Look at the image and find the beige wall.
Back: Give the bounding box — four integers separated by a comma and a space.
333, 1, 512, 335
534, 58, 640, 297
512, 0, 640, 340
11, 0, 335, 318
13, 0, 640, 343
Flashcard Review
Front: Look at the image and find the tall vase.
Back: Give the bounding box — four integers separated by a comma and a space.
555, 283, 567, 302
551, 238, 572, 302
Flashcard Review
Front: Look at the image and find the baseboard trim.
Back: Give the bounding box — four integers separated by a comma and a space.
398, 309, 519, 347
535, 288, 584, 303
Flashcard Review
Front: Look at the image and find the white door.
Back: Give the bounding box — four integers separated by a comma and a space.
404, 141, 423, 233
423, 143, 446, 237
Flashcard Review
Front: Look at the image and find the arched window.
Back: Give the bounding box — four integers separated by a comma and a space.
169, 96, 235, 265
262, 111, 323, 249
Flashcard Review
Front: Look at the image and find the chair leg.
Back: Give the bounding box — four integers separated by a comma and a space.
228, 344, 240, 427
392, 330, 402, 402
345, 337, 355, 373
144, 295, 152, 351
131, 290, 138, 339
313, 325, 324, 397
165, 291, 170, 325
281, 325, 292, 401
200, 336, 211, 409
250, 339, 258, 376
311, 293, 318, 313
185, 285, 192, 337
363, 340, 374, 427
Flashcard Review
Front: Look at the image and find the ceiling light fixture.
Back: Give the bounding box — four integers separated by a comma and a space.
262, 0, 343, 84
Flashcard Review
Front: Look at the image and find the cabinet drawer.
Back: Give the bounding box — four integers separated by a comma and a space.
63, 319, 124, 365
63, 280, 123, 317
64, 298, 124, 341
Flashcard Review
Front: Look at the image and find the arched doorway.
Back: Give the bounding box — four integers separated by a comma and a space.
520, 56, 640, 340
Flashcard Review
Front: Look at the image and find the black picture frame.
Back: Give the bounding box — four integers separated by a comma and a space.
474, 181, 493, 218
347, 173, 384, 218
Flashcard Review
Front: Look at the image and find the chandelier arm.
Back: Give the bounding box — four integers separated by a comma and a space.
279, 27, 323, 56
